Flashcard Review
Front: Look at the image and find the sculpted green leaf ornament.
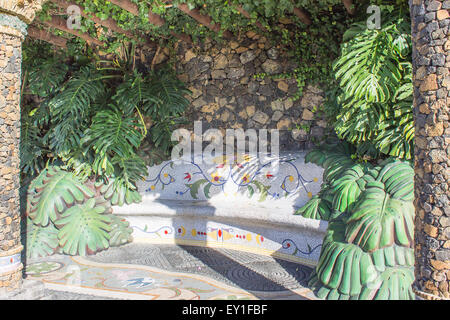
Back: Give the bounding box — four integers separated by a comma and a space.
28, 166, 94, 227
26, 217, 59, 259
297, 143, 415, 300
56, 198, 112, 256
26, 166, 134, 258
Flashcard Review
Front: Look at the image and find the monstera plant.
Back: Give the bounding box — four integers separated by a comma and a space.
296, 142, 415, 300
25, 166, 134, 259
324, 8, 413, 160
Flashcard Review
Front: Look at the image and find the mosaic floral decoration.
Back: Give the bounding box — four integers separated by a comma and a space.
144, 154, 317, 201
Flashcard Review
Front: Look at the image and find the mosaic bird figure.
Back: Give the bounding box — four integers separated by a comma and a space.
125, 277, 156, 288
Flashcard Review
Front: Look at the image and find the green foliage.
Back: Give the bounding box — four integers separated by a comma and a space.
325, 8, 413, 160
56, 198, 111, 256
25, 166, 134, 258
296, 144, 415, 300
296, 195, 332, 221
20, 111, 48, 176
26, 218, 59, 259
28, 166, 94, 227
309, 220, 414, 300
21, 44, 190, 259
109, 215, 134, 247
94, 174, 143, 207
86, 105, 145, 173
21, 43, 190, 197
49, 66, 107, 155
27, 58, 69, 98
32, 0, 356, 96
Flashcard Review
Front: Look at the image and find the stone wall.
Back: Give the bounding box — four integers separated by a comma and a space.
411, 0, 450, 299
0, 30, 23, 293
143, 31, 330, 151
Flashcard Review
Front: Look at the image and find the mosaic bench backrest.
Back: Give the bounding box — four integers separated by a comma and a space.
136, 152, 324, 208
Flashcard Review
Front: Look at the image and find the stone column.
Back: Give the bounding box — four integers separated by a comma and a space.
0, 1, 44, 295
410, 0, 450, 300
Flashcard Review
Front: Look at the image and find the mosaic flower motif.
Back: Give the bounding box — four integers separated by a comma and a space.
210, 172, 221, 183
241, 173, 250, 184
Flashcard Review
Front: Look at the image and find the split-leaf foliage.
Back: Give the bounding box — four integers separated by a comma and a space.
324, 6, 413, 160
21, 43, 191, 257
296, 142, 415, 300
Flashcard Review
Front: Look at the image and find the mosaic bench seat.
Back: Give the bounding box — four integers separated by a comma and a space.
113, 151, 327, 267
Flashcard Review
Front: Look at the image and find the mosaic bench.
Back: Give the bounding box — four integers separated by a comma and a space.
113, 151, 327, 267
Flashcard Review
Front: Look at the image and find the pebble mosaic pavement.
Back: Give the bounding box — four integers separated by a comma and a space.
24, 243, 318, 300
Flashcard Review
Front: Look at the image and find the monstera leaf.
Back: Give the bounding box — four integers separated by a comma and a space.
359, 267, 415, 300
304, 142, 355, 183
331, 164, 374, 212
296, 195, 332, 221
26, 218, 59, 259
28, 166, 94, 227
96, 177, 142, 206
314, 221, 377, 298
109, 215, 133, 247
345, 180, 414, 252
302, 146, 415, 300
322, 155, 355, 183
371, 245, 414, 273
377, 160, 414, 201
56, 198, 112, 256
305, 148, 328, 167
310, 220, 415, 300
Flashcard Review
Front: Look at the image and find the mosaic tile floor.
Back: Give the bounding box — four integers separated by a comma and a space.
24, 243, 318, 300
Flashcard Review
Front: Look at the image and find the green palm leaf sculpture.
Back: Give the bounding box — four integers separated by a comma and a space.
109, 215, 133, 247
330, 164, 374, 212
25, 166, 135, 258
95, 177, 142, 207
28, 166, 94, 227
345, 180, 414, 252
296, 195, 332, 221
56, 198, 112, 256
296, 144, 415, 300
26, 218, 59, 259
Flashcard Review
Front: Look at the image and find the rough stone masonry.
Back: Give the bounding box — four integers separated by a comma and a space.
411, 0, 450, 299
0, 0, 44, 296
142, 29, 330, 151
0, 27, 24, 293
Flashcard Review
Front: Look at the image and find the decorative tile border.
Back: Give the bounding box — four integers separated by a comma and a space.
0, 253, 21, 274
125, 216, 324, 267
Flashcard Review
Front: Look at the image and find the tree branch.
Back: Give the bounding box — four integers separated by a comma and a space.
40, 15, 104, 46
108, 0, 192, 43
342, 0, 355, 15
176, 3, 233, 39
27, 25, 68, 48
292, 7, 312, 25
235, 5, 268, 33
